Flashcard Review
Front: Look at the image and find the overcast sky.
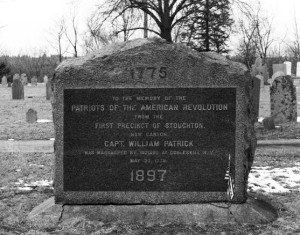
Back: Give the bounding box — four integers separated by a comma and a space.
0, 0, 299, 56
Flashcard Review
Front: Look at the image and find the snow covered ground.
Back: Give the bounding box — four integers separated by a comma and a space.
248, 163, 300, 193
9, 165, 300, 194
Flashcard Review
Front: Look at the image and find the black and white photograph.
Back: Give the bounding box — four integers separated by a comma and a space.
0, 0, 300, 234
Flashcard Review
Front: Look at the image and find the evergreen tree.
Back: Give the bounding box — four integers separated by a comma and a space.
181, 0, 233, 53
0, 62, 10, 78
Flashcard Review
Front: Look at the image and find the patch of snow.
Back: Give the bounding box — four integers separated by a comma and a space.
17, 187, 33, 191
258, 117, 264, 123
37, 119, 53, 123
29, 164, 44, 168
50, 138, 55, 141
8, 139, 14, 141
249, 166, 300, 193
298, 117, 300, 122
14, 179, 24, 185
24, 180, 53, 187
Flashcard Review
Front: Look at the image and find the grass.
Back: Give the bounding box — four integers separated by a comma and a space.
0, 150, 300, 234
0, 85, 299, 140
0, 85, 54, 140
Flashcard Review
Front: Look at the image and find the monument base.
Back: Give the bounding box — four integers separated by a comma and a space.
28, 196, 278, 227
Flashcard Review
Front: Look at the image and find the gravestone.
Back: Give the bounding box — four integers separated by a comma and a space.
44, 75, 48, 83
262, 65, 269, 84
251, 58, 268, 84
21, 73, 28, 85
46, 79, 52, 100
12, 78, 24, 99
31, 76, 38, 86
270, 71, 285, 86
297, 62, 300, 78
284, 61, 292, 76
13, 73, 20, 81
1, 76, 7, 86
270, 75, 297, 123
26, 109, 37, 123
252, 76, 261, 120
273, 64, 286, 75
256, 74, 264, 88
52, 38, 256, 205
262, 117, 275, 130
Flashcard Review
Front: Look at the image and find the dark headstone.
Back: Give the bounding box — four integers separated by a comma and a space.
256, 74, 264, 88
26, 109, 37, 123
271, 71, 285, 85
46, 79, 52, 100
12, 78, 24, 99
270, 76, 297, 123
252, 76, 261, 120
262, 117, 275, 130
52, 38, 256, 205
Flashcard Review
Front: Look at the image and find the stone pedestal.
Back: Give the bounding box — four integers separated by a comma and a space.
28, 196, 278, 227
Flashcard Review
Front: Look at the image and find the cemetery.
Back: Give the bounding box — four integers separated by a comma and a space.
0, 38, 300, 234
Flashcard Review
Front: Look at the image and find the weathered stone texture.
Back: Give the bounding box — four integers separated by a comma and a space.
12, 78, 24, 99
270, 76, 297, 123
52, 38, 256, 204
26, 109, 37, 123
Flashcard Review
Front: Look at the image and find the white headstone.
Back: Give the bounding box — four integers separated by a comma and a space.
43, 76, 48, 83
297, 62, 300, 77
273, 64, 287, 75
1, 76, 7, 86
284, 61, 292, 76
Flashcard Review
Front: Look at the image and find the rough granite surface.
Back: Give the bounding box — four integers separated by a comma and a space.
52, 38, 256, 204
270, 75, 297, 123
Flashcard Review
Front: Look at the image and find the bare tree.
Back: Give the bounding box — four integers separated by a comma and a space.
97, 0, 212, 42
235, 2, 274, 69
254, 16, 274, 64
236, 17, 257, 70
83, 13, 119, 53
286, 17, 300, 60
65, 8, 79, 57
47, 18, 68, 62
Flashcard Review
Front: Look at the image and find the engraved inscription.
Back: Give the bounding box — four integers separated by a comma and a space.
129, 66, 167, 80
63, 88, 236, 192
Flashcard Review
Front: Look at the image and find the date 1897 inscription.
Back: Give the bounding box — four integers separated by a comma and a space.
63, 88, 236, 192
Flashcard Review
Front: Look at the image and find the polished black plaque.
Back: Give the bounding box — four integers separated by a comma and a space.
63, 88, 236, 192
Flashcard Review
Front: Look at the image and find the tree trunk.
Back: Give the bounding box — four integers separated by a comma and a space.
205, 0, 210, 51
160, 0, 172, 42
